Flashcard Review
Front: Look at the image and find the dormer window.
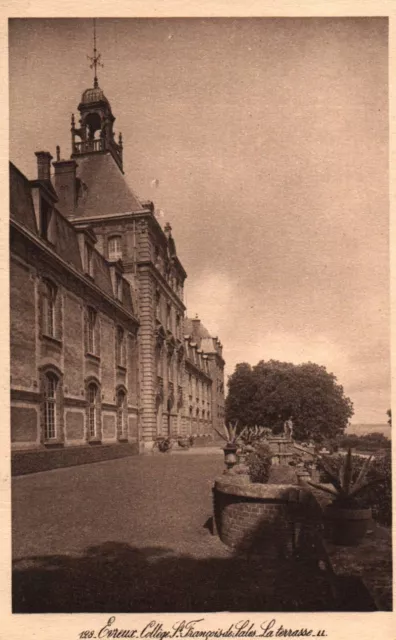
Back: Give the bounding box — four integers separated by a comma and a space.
108, 235, 122, 261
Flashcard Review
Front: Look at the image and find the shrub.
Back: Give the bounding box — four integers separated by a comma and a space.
337, 432, 390, 453
362, 452, 392, 526
246, 443, 272, 483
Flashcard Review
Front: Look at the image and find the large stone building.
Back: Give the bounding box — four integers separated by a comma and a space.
10, 70, 225, 455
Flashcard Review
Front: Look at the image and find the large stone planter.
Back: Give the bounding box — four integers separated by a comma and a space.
213, 476, 301, 557
324, 505, 372, 546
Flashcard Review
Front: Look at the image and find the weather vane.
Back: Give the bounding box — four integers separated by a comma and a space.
87, 18, 103, 88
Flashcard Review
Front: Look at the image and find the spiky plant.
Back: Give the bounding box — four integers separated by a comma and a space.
238, 425, 272, 447
214, 422, 244, 445
307, 448, 378, 507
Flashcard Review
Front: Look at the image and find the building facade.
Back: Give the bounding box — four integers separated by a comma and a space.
183, 317, 225, 435
10, 76, 225, 453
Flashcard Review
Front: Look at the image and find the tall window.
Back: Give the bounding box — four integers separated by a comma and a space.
87, 307, 97, 354
117, 390, 126, 438
116, 326, 126, 367
40, 198, 52, 241
155, 290, 161, 321
88, 383, 98, 437
156, 344, 163, 377
108, 236, 122, 261
85, 242, 94, 277
116, 274, 123, 302
167, 352, 173, 382
166, 304, 171, 331
44, 374, 57, 439
42, 280, 57, 338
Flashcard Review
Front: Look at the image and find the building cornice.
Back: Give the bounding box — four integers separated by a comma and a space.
69, 209, 152, 225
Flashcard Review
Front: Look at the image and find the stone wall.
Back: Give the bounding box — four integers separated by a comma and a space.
213, 477, 302, 555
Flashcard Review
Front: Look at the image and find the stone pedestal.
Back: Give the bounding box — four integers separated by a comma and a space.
268, 436, 294, 466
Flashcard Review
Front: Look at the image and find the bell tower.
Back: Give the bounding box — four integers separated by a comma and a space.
70, 19, 123, 172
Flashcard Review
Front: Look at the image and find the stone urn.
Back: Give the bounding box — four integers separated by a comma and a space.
223, 444, 238, 472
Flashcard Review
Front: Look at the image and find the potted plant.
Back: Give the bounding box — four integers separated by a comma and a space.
307, 449, 377, 546
188, 435, 195, 447
177, 436, 190, 449
214, 422, 244, 471
155, 436, 173, 453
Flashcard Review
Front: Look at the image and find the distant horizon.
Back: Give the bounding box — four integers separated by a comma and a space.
349, 422, 389, 426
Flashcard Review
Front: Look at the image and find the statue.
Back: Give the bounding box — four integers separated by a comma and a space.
283, 417, 293, 440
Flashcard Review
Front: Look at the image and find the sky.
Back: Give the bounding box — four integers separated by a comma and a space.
9, 17, 390, 424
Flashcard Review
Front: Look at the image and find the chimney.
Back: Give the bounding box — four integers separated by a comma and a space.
53, 158, 78, 215
35, 151, 53, 181
164, 222, 172, 238
192, 314, 200, 337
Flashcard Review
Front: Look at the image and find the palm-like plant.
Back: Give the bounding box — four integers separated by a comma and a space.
307, 448, 377, 507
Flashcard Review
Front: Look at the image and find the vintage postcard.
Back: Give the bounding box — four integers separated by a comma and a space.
1, 2, 395, 640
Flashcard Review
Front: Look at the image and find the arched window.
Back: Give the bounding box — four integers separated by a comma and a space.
117, 390, 126, 439
88, 383, 98, 438
108, 236, 122, 261
42, 280, 57, 338
44, 373, 58, 439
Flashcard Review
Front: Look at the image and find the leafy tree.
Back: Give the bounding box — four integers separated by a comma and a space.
225, 359, 353, 443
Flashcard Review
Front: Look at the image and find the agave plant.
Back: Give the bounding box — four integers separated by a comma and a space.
307, 448, 377, 507
214, 422, 245, 446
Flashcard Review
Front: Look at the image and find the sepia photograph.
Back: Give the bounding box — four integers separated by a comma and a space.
9, 16, 391, 616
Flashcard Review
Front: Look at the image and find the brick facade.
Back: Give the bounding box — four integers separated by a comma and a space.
10, 163, 140, 451
10, 76, 225, 454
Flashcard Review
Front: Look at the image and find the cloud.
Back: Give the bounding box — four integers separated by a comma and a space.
185, 269, 235, 337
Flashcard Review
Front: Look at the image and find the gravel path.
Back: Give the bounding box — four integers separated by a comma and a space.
12, 454, 336, 613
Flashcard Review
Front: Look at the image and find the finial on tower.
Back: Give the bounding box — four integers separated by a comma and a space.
88, 18, 103, 89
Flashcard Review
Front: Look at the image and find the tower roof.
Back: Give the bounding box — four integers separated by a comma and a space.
72, 153, 144, 218
80, 85, 110, 106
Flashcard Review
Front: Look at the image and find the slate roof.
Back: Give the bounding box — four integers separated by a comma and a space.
10, 162, 134, 314
72, 153, 144, 219
184, 317, 212, 340
10, 163, 37, 234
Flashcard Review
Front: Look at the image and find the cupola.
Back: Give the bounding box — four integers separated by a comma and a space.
70, 20, 123, 172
